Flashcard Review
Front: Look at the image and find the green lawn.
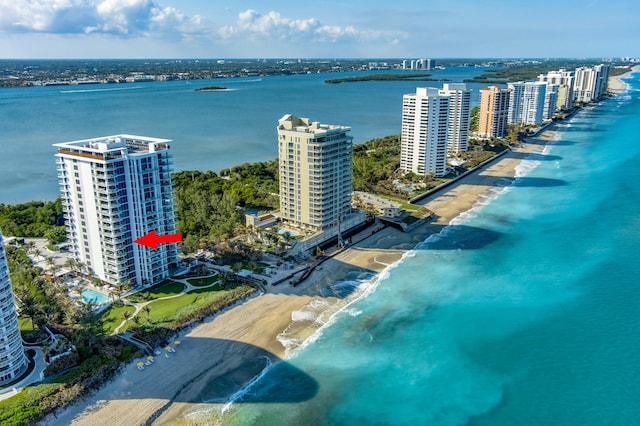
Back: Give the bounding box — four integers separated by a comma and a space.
186, 275, 218, 287
126, 280, 185, 303
147, 286, 233, 322
100, 304, 136, 335
18, 317, 34, 332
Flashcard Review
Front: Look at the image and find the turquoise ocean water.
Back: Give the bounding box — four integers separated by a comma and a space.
209, 72, 640, 425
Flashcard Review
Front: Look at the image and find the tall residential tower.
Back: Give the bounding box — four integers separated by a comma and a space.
277, 115, 354, 232
441, 83, 471, 153
0, 230, 28, 385
538, 69, 574, 111
573, 64, 610, 103
400, 87, 450, 177
54, 135, 178, 287
478, 85, 511, 139
508, 81, 547, 125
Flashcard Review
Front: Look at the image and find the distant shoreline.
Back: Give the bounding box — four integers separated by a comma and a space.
324, 73, 445, 84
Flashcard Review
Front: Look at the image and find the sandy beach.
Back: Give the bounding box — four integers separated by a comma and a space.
42, 130, 557, 426
607, 65, 638, 94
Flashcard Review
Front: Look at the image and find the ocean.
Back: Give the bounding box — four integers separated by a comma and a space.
0, 66, 486, 204
207, 72, 640, 425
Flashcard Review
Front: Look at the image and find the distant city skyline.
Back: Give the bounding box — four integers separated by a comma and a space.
0, 0, 637, 59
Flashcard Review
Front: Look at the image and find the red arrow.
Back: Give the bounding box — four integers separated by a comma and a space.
134, 230, 182, 249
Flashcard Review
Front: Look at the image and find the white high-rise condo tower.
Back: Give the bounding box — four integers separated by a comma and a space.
54, 135, 178, 288
400, 87, 450, 177
507, 81, 547, 125
538, 69, 574, 111
0, 229, 28, 385
440, 83, 471, 153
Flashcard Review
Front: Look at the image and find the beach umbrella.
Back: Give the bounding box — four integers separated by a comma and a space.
136, 362, 144, 367
174, 340, 181, 346
165, 346, 172, 351
147, 356, 154, 361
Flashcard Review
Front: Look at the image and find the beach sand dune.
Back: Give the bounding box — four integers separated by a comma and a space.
42, 132, 556, 426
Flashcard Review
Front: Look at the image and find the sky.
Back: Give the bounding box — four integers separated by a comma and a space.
0, 0, 637, 59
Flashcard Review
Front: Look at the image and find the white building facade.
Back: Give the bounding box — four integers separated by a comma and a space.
508, 81, 547, 125
0, 230, 28, 385
54, 135, 178, 287
441, 83, 471, 153
538, 69, 574, 110
400, 87, 450, 177
573, 64, 610, 103
542, 84, 559, 121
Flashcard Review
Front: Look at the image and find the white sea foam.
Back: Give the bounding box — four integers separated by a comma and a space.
218, 355, 273, 413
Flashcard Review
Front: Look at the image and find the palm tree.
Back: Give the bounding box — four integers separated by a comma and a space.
64, 258, 76, 274
21, 296, 40, 330
142, 305, 152, 323
108, 288, 118, 302
121, 310, 132, 323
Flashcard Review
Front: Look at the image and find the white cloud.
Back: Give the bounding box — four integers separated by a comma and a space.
219, 9, 386, 44
0, 0, 207, 38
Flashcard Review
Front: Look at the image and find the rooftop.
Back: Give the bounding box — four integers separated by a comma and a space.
278, 114, 350, 135
53, 134, 172, 156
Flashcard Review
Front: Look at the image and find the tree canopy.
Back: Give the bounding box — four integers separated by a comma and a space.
0, 198, 64, 237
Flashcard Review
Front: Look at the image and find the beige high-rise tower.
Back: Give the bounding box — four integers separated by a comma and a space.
277, 114, 353, 232
478, 86, 511, 139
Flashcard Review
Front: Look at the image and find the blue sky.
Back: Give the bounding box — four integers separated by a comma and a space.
0, 0, 637, 59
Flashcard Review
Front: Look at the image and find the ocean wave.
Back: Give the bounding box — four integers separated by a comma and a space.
219, 355, 273, 413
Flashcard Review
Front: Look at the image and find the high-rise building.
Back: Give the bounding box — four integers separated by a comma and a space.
508, 81, 547, 125
542, 84, 559, 121
0, 229, 28, 385
54, 135, 178, 288
594, 64, 610, 100
440, 83, 471, 153
400, 87, 450, 177
573, 64, 610, 103
538, 69, 574, 111
277, 115, 354, 232
478, 85, 511, 139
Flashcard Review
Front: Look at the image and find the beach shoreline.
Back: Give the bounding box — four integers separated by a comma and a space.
607, 65, 639, 93
42, 127, 559, 426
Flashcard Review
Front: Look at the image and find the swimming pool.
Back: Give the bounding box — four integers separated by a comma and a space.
81, 289, 109, 304
277, 228, 300, 237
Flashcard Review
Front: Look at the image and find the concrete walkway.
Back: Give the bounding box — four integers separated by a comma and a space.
0, 348, 46, 401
